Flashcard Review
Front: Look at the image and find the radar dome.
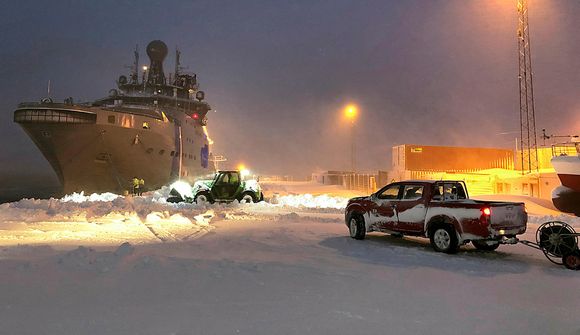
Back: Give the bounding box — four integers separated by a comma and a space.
146, 40, 168, 61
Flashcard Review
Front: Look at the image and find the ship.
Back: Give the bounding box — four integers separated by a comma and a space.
14, 40, 213, 194
550, 137, 580, 216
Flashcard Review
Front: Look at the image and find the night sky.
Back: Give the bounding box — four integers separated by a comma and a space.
0, 0, 578, 192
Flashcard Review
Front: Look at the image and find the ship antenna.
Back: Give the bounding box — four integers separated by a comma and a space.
175, 47, 181, 78
133, 45, 139, 84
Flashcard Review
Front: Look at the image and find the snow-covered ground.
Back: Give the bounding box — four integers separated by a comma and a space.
0, 182, 579, 334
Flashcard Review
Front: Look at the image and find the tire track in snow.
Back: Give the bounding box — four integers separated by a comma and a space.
140, 211, 215, 242
140, 220, 173, 242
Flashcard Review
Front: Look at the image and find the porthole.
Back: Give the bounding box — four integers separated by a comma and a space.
159, 149, 165, 155
146, 148, 153, 154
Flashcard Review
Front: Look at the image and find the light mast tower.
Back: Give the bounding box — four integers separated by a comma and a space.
516, 0, 539, 174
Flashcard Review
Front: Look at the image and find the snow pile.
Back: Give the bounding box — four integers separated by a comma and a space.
275, 193, 349, 209
528, 214, 580, 227
276, 212, 341, 223
0, 193, 216, 246
60, 191, 120, 203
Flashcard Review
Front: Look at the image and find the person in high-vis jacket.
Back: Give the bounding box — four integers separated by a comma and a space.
132, 177, 140, 196
138, 178, 145, 196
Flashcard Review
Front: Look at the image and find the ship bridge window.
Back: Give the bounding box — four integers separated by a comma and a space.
108, 115, 115, 124
142, 122, 150, 129
14, 109, 96, 124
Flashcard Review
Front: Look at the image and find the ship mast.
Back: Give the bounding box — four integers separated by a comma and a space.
132, 45, 139, 84
175, 47, 181, 79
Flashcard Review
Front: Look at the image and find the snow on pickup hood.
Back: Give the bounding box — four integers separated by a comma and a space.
348, 196, 369, 203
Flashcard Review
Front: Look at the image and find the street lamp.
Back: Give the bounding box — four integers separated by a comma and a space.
344, 104, 357, 122
343, 104, 358, 172
142, 66, 148, 89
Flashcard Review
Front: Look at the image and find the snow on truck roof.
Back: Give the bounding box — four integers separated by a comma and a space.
392, 180, 466, 184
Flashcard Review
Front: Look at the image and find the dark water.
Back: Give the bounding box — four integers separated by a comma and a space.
0, 186, 62, 204
0, 174, 62, 203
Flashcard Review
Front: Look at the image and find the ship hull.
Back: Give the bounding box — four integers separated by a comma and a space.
551, 155, 580, 191
15, 106, 210, 194
551, 155, 580, 216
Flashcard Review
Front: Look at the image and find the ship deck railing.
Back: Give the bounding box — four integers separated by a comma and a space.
552, 143, 580, 157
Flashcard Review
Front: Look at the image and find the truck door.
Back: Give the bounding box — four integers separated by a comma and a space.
227, 172, 241, 198
370, 184, 402, 230
395, 184, 427, 233
212, 172, 240, 200
211, 173, 229, 200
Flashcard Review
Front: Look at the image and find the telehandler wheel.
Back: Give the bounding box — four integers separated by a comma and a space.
240, 192, 256, 204
194, 192, 213, 204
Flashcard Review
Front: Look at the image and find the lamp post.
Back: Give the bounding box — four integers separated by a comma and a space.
344, 104, 358, 173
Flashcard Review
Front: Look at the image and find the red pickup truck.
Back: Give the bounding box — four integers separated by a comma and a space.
345, 180, 528, 253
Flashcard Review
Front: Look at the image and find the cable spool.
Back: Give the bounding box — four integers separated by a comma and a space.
109, 89, 119, 97
536, 221, 578, 265
41, 97, 53, 104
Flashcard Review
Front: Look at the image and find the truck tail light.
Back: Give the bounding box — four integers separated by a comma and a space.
480, 207, 491, 226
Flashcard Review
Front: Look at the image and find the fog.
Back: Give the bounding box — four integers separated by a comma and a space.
0, 0, 578, 199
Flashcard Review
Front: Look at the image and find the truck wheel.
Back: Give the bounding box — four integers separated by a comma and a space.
562, 250, 580, 270
348, 214, 366, 240
429, 225, 459, 254
166, 196, 183, 203
240, 192, 256, 204
472, 240, 500, 251
195, 192, 212, 204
